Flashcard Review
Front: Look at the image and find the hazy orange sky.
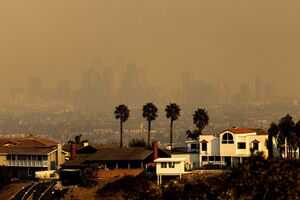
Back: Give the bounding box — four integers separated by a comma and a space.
1, 0, 300, 96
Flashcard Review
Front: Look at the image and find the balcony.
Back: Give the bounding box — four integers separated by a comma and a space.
5, 160, 48, 168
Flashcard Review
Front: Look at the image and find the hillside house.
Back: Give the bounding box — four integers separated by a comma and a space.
0, 137, 66, 178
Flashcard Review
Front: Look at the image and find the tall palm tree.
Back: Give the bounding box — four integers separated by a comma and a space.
165, 103, 181, 152
114, 104, 130, 148
193, 108, 209, 137
142, 102, 158, 147
267, 122, 278, 159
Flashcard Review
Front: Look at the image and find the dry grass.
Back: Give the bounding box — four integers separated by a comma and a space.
62, 178, 122, 200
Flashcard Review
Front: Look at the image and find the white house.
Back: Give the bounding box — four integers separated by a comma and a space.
199, 128, 269, 167
154, 157, 186, 185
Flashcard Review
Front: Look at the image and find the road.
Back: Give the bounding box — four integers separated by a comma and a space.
9, 181, 68, 200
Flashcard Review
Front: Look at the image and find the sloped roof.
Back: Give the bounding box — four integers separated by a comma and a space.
224, 128, 257, 134
0, 137, 58, 155
223, 128, 268, 135
61, 154, 91, 167
86, 148, 153, 161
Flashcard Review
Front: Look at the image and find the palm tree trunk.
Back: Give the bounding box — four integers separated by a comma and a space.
120, 120, 123, 148
147, 120, 151, 147
170, 120, 173, 153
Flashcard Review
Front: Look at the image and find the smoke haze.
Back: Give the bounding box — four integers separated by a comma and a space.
1, 0, 300, 96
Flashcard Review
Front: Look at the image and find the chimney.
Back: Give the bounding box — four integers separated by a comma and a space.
70, 144, 76, 160
56, 144, 62, 168
152, 141, 158, 160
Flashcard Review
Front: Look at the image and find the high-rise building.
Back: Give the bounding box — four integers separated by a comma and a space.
255, 75, 263, 102
26, 78, 42, 99
264, 82, 275, 102
55, 80, 71, 101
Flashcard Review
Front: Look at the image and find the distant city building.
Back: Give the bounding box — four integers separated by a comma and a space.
55, 80, 71, 101
255, 75, 263, 102
26, 78, 42, 99
9, 88, 25, 99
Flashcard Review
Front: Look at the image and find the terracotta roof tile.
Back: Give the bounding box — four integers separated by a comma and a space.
225, 128, 256, 134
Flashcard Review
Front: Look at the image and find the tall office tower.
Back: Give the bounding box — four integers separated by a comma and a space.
102, 65, 116, 104
55, 80, 71, 101
264, 82, 275, 102
119, 63, 143, 106
237, 83, 252, 104
75, 67, 102, 106
224, 82, 232, 104
26, 78, 42, 99
255, 75, 263, 102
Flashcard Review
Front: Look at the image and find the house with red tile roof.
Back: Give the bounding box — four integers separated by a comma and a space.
198, 127, 270, 167
172, 128, 275, 169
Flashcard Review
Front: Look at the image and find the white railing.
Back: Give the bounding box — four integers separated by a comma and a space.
5, 160, 48, 167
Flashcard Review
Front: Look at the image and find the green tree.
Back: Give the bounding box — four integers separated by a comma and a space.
278, 114, 295, 158
267, 122, 278, 159
114, 104, 130, 148
142, 102, 158, 147
165, 103, 181, 152
294, 120, 300, 158
193, 108, 209, 136
129, 139, 147, 147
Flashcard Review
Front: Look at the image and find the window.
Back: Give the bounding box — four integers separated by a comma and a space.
18, 155, 27, 160
209, 156, 215, 161
202, 143, 207, 151
161, 162, 167, 168
237, 142, 246, 149
215, 156, 221, 161
222, 133, 234, 144
168, 162, 175, 168
202, 156, 208, 161
191, 144, 199, 150
37, 155, 43, 160
253, 142, 259, 151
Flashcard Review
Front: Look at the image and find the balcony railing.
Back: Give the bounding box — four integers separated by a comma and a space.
5, 160, 48, 168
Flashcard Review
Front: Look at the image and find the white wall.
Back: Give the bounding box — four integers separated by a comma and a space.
199, 135, 220, 156
172, 153, 199, 169
156, 161, 185, 175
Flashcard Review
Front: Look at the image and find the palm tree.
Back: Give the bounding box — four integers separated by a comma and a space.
68, 134, 89, 145
142, 102, 158, 147
114, 104, 130, 148
165, 103, 181, 152
186, 129, 199, 140
193, 108, 209, 137
267, 122, 278, 159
